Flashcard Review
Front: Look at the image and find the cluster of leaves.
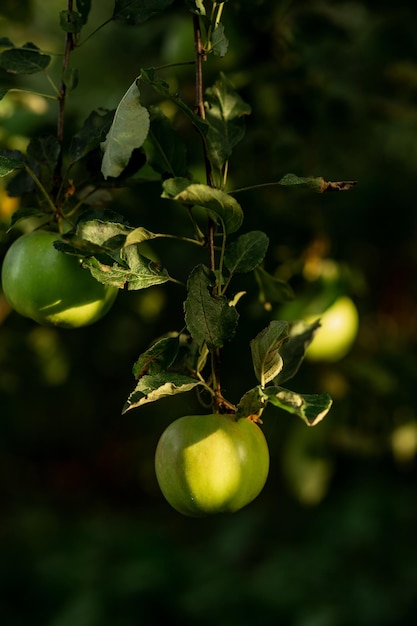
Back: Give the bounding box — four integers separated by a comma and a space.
0, 0, 336, 426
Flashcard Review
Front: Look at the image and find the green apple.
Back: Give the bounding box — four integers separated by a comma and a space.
1, 229, 118, 328
155, 413, 270, 516
305, 296, 359, 362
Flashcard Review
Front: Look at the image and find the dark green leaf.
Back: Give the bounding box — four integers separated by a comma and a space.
6, 167, 37, 196
254, 266, 295, 308
0, 153, 24, 176
0, 88, 10, 100
27, 135, 60, 171
0, 37, 14, 48
76, 0, 91, 24
132, 335, 180, 379
62, 67, 78, 93
162, 177, 192, 197
27, 135, 60, 191
8, 207, 48, 228
68, 109, 114, 162
263, 387, 333, 426
184, 264, 239, 350
0, 43, 50, 74
171, 334, 208, 378
101, 80, 150, 179
211, 23, 229, 57
278, 173, 321, 190
275, 320, 321, 385
278, 173, 357, 193
122, 372, 202, 413
143, 106, 188, 178
54, 238, 112, 258
236, 386, 267, 420
59, 10, 84, 34
225, 230, 269, 274
112, 0, 174, 24
250, 321, 289, 387
205, 72, 251, 169
162, 179, 243, 234
140, 69, 208, 139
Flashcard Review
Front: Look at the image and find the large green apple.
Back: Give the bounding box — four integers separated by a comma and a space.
305, 295, 359, 362
155, 413, 270, 516
1, 229, 118, 328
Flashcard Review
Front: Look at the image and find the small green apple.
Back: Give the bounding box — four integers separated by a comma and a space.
305, 296, 359, 362
1, 230, 118, 328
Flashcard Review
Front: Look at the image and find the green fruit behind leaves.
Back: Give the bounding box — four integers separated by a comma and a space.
1, 230, 118, 328
305, 296, 359, 362
155, 413, 270, 516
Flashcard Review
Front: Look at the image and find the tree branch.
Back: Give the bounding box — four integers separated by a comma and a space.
54, 0, 75, 199
193, 13, 223, 412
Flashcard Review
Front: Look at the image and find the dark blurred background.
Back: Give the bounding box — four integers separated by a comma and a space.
1, 1, 417, 624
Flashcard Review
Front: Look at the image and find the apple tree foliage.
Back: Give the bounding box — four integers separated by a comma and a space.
0, 0, 357, 427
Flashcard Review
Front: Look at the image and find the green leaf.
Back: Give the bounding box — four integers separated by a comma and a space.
52, 211, 131, 256
59, 10, 84, 34
0, 88, 10, 101
278, 173, 321, 190
143, 106, 188, 178
263, 387, 333, 427
0, 37, 14, 48
278, 173, 357, 193
76, 0, 91, 24
62, 67, 78, 94
112, 0, 174, 24
162, 176, 191, 197
236, 386, 267, 420
83, 250, 169, 290
8, 207, 48, 228
225, 231, 269, 274
0, 154, 24, 176
275, 320, 321, 385
77, 214, 131, 245
184, 264, 239, 350
162, 179, 243, 234
132, 335, 180, 379
0, 43, 51, 74
211, 23, 229, 57
174, 334, 209, 378
101, 79, 150, 179
68, 109, 114, 162
204, 73, 251, 169
27, 134, 60, 167
26, 135, 60, 192
124, 227, 156, 247
53, 238, 109, 258
6, 167, 36, 196
122, 373, 202, 413
254, 266, 295, 308
140, 69, 208, 139
120, 245, 169, 289
250, 320, 289, 387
